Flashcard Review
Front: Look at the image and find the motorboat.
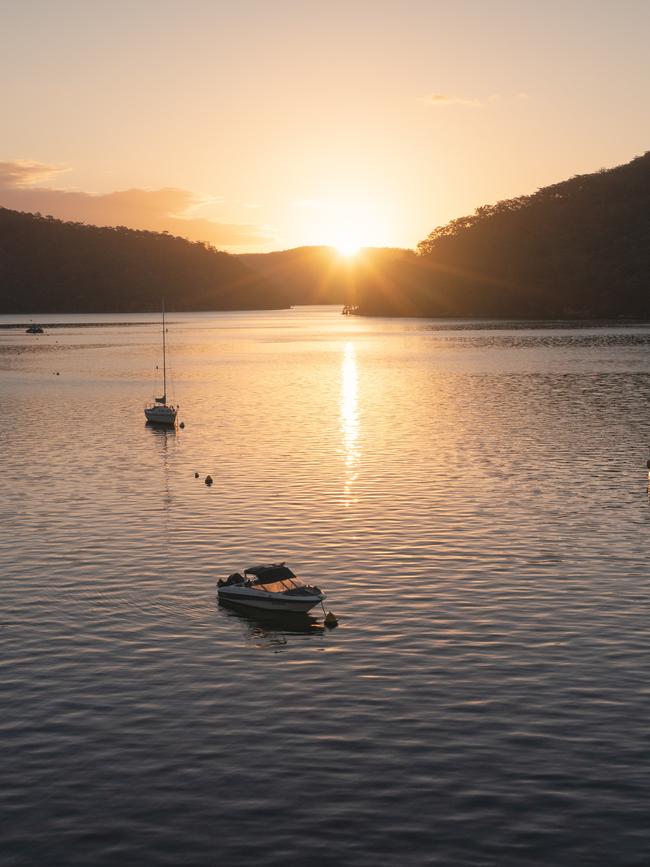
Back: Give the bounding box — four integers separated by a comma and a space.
145, 298, 178, 426
217, 563, 325, 613
25, 324, 44, 333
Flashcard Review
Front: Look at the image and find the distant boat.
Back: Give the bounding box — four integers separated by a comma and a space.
25, 324, 44, 333
144, 300, 178, 426
342, 305, 358, 315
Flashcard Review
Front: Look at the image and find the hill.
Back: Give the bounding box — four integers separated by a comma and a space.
355, 152, 650, 318
4, 151, 650, 318
237, 246, 412, 305
0, 208, 288, 313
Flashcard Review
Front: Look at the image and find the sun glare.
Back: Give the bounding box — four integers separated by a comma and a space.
336, 239, 362, 257
293, 197, 390, 253
330, 219, 372, 255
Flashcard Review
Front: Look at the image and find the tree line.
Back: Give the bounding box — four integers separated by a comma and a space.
0, 208, 286, 313
354, 152, 650, 318
3, 150, 650, 318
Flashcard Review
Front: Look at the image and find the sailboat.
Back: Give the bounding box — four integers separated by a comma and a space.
145, 300, 178, 426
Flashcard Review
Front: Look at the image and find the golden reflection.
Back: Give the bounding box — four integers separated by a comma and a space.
146, 422, 175, 516
340, 341, 360, 504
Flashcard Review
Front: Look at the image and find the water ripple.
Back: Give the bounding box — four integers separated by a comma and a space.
2, 309, 650, 865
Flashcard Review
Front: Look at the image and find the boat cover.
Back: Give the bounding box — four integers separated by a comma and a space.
245, 564, 296, 582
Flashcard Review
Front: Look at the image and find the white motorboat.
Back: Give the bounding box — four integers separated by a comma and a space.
145, 299, 178, 426
217, 563, 325, 613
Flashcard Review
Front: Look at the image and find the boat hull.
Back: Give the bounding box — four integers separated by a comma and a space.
217, 585, 323, 613
145, 407, 177, 425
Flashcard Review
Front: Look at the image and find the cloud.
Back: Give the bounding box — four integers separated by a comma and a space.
421, 93, 481, 107
0, 160, 269, 248
0, 159, 66, 186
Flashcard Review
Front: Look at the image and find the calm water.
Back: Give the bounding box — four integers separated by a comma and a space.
2, 308, 650, 866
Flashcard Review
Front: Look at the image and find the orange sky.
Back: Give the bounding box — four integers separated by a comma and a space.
2, 1, 650, 252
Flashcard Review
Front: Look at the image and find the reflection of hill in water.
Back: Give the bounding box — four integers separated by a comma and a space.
435, 332, 650, 349
218, 600, 325, 650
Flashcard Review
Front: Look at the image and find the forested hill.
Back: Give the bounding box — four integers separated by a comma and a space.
355, 152, 650, 318
238, 246, 412, 305
5, 151, 650, 317
0, 208, 288, 313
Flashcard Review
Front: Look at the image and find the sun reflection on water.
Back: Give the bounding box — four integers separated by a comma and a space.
340, 341, 360, 505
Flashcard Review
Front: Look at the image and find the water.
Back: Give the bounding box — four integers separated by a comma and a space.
2, 308, 650, 866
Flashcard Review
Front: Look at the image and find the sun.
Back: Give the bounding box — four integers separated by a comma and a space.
292, 196, 390, 253
335, 239, 362, 257
332, 225, 365, 257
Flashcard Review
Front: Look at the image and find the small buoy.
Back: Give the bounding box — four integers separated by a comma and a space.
205, 475, 213, 485
194, 472, 199, 478
324, 611, 338, 628
56, 372, 60, 375
179, 421, 185, 429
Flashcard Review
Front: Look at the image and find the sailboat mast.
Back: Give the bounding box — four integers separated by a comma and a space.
162, 297, 167, 402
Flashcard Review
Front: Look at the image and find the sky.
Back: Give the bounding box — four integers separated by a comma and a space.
1, 0, 650, 252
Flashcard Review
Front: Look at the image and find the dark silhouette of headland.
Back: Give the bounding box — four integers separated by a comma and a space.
238, 246, 413, 306
0, 209, 286, 313
2, 152, 650, 317
353, 151, 650, 318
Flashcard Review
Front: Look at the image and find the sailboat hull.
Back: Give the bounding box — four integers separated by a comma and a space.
145, 406, 177, 425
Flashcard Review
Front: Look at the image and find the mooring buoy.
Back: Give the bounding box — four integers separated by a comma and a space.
205, 475, 213, 485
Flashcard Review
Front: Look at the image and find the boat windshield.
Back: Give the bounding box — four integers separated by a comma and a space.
253, 577, 306, 594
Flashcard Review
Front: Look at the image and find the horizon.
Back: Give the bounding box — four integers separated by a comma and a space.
3, 1, 650, 253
